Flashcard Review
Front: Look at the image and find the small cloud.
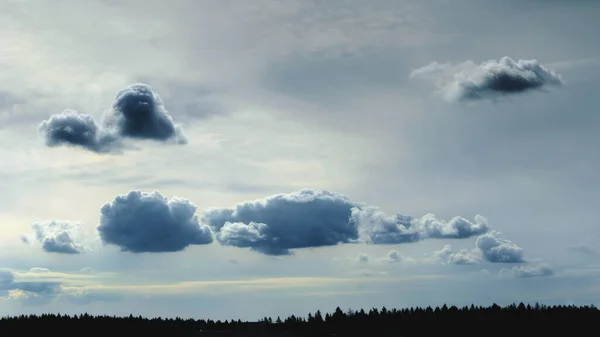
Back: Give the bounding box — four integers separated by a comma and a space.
38, 83, 186, 154
22, 221, 88, 254
97, 190, 213, 253
79, 267, 94, 274
38, 110, 123, 154
19, 234, 29, 244
480, 269, 492, 277
513, 263, 555, 278
382, 250, 416, 264
357, 253, 369, 263
433, 244, 481, 265
29, 268, 51, 273
476, 230, 524, 263
567, 244, 598, 256
410, 56, 563, 102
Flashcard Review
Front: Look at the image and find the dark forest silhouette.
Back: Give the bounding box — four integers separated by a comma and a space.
1, 302, 598, 336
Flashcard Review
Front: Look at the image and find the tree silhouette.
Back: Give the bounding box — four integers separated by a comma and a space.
0, 302, 597, 336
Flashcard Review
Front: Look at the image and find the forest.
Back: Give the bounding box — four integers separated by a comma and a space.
1, 303, 597, 336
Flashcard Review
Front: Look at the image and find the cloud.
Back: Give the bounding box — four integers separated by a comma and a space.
102, 83, 187, 143
475, 230, 525, 263
410, 56, 563, 101
202, 189, 361, 256
22, 221, 88, 254
38, 83, 186, 154
567, 244, 598, 255
38, 110, 123, 154
202, 189, 489, 255
383, 250, 416, 264
356, 207, 489, 244
432, 244, 481, 265
357, 253, 369, 263
0, 270, 61, 302
513, 263, 555, 278
97, 190, 213, 253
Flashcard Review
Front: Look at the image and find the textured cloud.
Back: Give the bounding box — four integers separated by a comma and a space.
433, 244, 481, 265
513, 263, 555, 278
476, 230, 524, 263
102, 83, 187, 143
21, 221, 87, 254
202, 189, 360, 255
38, 111, 123, 154
410, 56, 563, 101
38, 83, 186, 154
97, 190, 213, 253
202, 189, 489, 255
355, 206, 488, 244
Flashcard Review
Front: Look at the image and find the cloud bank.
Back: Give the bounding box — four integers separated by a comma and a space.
38, 83, 186, 154
97, 190, 213, 253
202, 189, 489, 255
0, 270, 61, 302
410, 56, 563, 101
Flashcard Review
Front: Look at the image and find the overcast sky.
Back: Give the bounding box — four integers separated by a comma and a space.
1, 0, 599, 321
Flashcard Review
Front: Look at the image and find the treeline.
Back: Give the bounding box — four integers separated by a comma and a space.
1, 303, 598, 336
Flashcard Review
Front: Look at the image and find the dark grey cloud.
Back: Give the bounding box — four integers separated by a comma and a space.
22, 221, 86, 254
513, 263, 555, 278
202, 189, 360, 256
97, 190, 213, 253
410, 56, 563, 101
38, 111, 123, 154
201, 189, 489, 256
38, 83, 186, 154
102, 83, 187, 143
475, 230, 524, 263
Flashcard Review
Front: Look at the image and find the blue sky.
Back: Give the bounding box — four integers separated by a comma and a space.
1, 0, 599, 321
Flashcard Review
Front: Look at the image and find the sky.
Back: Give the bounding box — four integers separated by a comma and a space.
1, 0, 600, 321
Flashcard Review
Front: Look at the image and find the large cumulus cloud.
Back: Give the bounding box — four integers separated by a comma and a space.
97, 190, 213, 253
201, 189, 489, 255
38, 83, 186, 154
21, 221, 87, 254
202, 189, 360, 255
409, 56, 563, 102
